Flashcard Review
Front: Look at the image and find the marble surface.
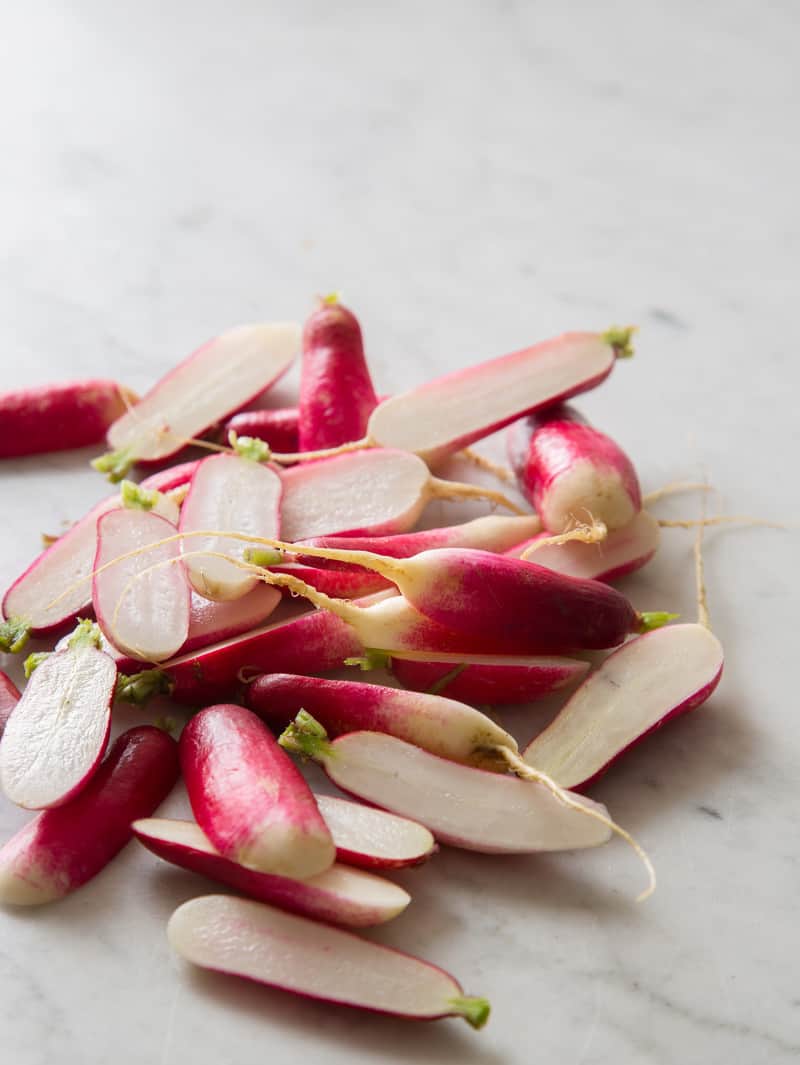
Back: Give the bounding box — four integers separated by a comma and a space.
1, 2, 798, 1062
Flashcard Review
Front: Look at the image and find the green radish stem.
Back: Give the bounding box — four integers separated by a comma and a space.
0, 617, 32, 654
447, 996, 492, 1030
117, 669, 175, 705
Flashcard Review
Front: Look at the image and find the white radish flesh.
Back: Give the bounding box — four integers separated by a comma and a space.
315, 794, 436, 869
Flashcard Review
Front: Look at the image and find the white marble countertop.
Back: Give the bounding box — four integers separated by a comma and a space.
1, 2, 797, 1062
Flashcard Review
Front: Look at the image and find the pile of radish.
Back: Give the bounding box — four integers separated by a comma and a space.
0, 295, 728, 1033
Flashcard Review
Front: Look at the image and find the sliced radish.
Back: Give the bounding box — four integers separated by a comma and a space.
0, 670, 21, 738
524, 623, 724, 789
314, 794, 436, 870
134, 818, 409, 927
168, 895, 491, 1027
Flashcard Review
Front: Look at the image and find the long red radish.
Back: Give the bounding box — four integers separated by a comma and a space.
0, 670, 20, 737
168, 894, 491, 1027
222, 407, 300, 454
298, 296, 379, 451
313, 794, 436, 870
133, 818, 410, 927
180, 704, 335, 878
179, 453, 283, 601
507, 404, 641, 532
93, 508, 190, 662
0, 726, 178, 905
0, 379, 137, 459
93, 322, 300, 481
0, 621, 116, 810
269, 562, 391, 599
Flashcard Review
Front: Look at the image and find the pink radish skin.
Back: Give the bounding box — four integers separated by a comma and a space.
271, 563, 391, 599
507, 404, 642, 532
313, 794, 436, 870
133, 818, 410, 927
246, 673, 517, 769
180, 705, 335, 877
223, 408, 300, 454
389, 651, 589, 705
179, 454, 283, 601
95, 322, 300, 481
0, 671, 20, 737
0, 726, 178, 905
506, 510, 660, 583
298, 298, 379, 451
0, 380, 137, 459
0, 623, 116, 810
168, 894, 491, 1028
524, 623, 724, 790
93, 509, 191, 663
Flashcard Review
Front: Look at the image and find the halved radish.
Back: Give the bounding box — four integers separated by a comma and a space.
314, 794, 436, 870
168, 895, 491, 1027
0, 622, 116, 809
0, 670, 20, 737
133, 818, 410, 927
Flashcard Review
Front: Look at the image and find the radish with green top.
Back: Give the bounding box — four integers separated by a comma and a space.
133, 818, 410, 927
222, 407, 300, 454
313, 794, 436, 870
0, 726, 178, 905
92, 322, 300, 481
0, 671, 20, 737
180, 704, 336, 878
0, 620, 116, 810
168, 894, 491, 1027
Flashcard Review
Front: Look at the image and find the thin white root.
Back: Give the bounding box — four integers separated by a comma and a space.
498, 747, 656, 903
693, 494, 711, 632
658, 515, 789, 530
427, 476, 529, 516
269, 437, 371, 466
643, 482, 712, 506
459, 448, 515, 484
520, 519, 608, 560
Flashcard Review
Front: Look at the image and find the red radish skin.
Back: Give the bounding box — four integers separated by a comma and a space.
270, 563, 391, 599
0, 379, 136, 459
246, 673, 517, 769
168, 894, 491, 1028
0, 726, 179, 905
523, 623, 724, 790
313, 794, 436, 870
507, 404, 642, 532
180, 704, 335, 878
94, 322, 300, 481
0, 670, 20, 737
133, 818, 410, 927
223, 407, 300, 454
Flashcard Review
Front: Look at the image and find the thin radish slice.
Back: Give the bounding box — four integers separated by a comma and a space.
524, 623, 724, 789
314, 794, 436, 870
180, 705, 335, 878
0, 622, 115, 809
93, 509, 190, 662
94, 322, 300, 480
179, 454, 283, 601
133, 818, 410, 927
0, 670, 20, 738
168, 895, 491, 1027
0, 726, 178, 905
223, 407, 300, 454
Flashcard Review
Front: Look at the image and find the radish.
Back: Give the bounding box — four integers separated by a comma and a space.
313, 794, 436, 870
133, 818, 410, 927
507, 403, 642, 532
92, 322, 300, 481
279, 448, 527, 541
0, 621, 116, 809
0, 670, 20, 737
246, 673, 518, 769
180, 704, 335, 878
222, 407, 300, 454
0, 379, 137, 458
268, 562, 391, 599
179, 453, 283, 601
168, 894, 491, 1027
0, 726, 178, 905
93, 508, 190, 662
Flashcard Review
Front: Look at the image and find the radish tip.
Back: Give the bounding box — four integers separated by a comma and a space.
449, 995, 491, 1029
601, 325, 636, 359
0, 616, 32, 654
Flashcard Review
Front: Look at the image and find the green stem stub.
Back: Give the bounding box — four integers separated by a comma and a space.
427, 662, 468, 696
602, 325, 636, 359
117, 669, 174, 705
24, 651, 50, 678
244, 547, 285, 568
639, 610, 679, 633
0, 616, 32, 654
67, 619, 103, 652
228, 431, 272, 464
278, 711, 333, 761
120, 479, 162, 512
344, 648, 393, 672
92, 446, 136, 483
448, 996, 491, 1029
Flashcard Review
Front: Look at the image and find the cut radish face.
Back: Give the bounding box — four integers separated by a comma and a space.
95, 322, 300, 480
0, 623, 115, 809
133, 818, 410, 927
524, 623, 724, 789
315, 794, 436, 870
179, 454, 283, 601
93, 509, 190, 662
0, 726, 178, 905
168, 895, 490, 1027
0, 670, 21, 738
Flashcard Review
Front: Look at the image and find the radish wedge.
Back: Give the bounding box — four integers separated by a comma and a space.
280, 724, 612, 853
179, 454, 283, 601
0, 726, 178, 905
314, 794, 436, 870
95, 322, 300, 480
168, 895, 491, 1027
0, 622, 115, 809
524, 623, 724, 789
93, 509, 190, 663
133, 818, 410, 927
0, 670, 20, 737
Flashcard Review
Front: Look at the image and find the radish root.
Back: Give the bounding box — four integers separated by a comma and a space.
426, 477, 529, 516
520, 519, 608, 560
459, 448, 515, 484
643, 482, 711, 506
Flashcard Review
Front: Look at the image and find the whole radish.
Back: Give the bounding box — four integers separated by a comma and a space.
507, 403, 642, 532
0, 670, 20, 737
223, 407, 300, 454
0, 380, 137, 459
0, 726, 178, 905
298, 296, 380, 451
179, 704, 335, 878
